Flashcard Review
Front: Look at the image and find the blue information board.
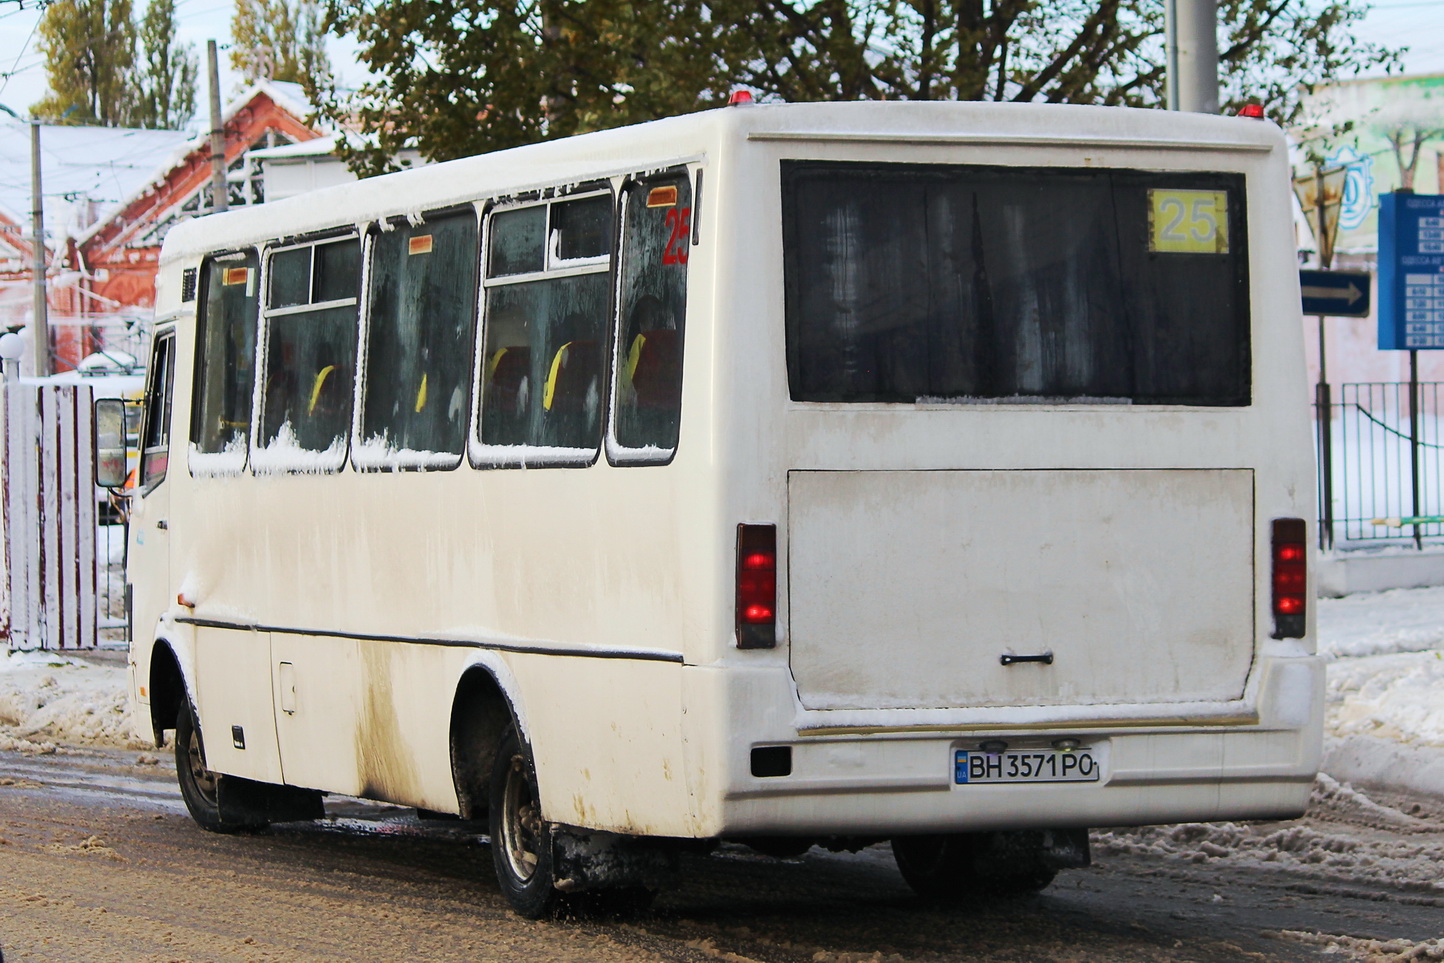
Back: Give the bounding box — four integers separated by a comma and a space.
1379, 193, 1444, 350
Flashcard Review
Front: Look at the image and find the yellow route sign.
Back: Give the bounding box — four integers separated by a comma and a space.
1149, 189, 1229, 254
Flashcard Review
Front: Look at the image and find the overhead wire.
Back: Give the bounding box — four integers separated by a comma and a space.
0, 1, 40, 101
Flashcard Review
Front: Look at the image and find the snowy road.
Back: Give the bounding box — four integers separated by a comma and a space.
1, 745, 1441, 962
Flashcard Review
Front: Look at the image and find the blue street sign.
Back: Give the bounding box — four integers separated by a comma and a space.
1379, 193, 1444, 350
1300, 269, 1371, 317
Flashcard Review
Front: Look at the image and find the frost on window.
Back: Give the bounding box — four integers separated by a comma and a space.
781, 162, 1250, 406
358, 210, 479, 470
488, 206, 544, 276
476, 193, 613, 466
550, 195, 611, 261
609, 173, 690, 463
256, 237, 361, 471
191, 251, 259, 471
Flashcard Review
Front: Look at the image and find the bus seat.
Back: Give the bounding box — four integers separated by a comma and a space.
544, 341, 600, 412
486, 347, 530, 413
626, 330, 680, 408
308, 365, 338, 416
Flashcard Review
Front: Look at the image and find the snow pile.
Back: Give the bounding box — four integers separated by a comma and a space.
1328, 651, 1444, 747
1279, 931, 1444, 961
1093, 777, 1444, 896
0, 650, 145, 753
1318, 585, 1444, 658
1318, 588, 1444, 797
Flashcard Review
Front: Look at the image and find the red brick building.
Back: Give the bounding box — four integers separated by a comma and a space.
0, 82, 323, 372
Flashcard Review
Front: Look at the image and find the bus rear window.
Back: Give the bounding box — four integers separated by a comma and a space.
781, 162, 1250, 406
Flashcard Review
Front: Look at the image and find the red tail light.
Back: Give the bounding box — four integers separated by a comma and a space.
736, 524, 776, 648
1271, 518, 1307, 639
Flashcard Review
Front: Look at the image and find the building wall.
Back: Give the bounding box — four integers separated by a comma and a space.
1295, 75, 1444, 387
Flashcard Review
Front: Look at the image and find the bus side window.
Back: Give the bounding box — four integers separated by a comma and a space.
609, 172, 691, 462
476, 192, 612, 465
256, 236, 361, 469
190, 252, 259, 470
140, 332, 175, 491
357, 210, 479, 469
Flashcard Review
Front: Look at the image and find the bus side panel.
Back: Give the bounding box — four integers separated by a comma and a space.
515, 656, 695, 837
192, 626, 284, 784
271, 635, 465, 812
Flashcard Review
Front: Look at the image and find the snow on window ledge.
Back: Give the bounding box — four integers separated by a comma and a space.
188, 438, 248, 476
468, 439, 597, 469
604, 437, 675, 466
250, 423, 348, 474
352, 432, 462, 472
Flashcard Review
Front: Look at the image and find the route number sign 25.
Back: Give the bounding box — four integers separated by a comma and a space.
1149, 189, 1230, 254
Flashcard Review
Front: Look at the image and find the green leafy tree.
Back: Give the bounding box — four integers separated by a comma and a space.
31, 0, 137, 125
133, 0, 199, 128
231, 0, 332, 86
317, 0, 1401, 176
30, 0, 197, 128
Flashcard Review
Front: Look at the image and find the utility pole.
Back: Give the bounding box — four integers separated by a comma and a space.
28, 118, 47, 376
1166, 0, 1220, 114
207, 40, 228, 213
0, 104, 48, 376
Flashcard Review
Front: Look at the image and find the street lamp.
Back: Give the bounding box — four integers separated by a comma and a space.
0, 103, 49, 376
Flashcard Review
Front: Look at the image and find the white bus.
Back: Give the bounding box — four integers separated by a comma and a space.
98, 100, 1320, 917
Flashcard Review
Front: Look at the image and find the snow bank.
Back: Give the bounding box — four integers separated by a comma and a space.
0, 650, 145, 753
1094, 775, 1444, 895
1318, 585, 1444, 659
1317, 588, 1444, 797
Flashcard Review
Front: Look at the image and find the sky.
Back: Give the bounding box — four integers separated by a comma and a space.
0, 0, 366, 124
0, 0, 1441, 124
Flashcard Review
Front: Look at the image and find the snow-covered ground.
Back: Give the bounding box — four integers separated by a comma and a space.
0, 649, 146, 755
1318, 586, 1444, 799
2, 586, 1443, 797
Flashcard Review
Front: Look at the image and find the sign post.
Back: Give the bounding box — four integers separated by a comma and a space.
1378, 192, 1444, 549
1294, 165, 1349, 550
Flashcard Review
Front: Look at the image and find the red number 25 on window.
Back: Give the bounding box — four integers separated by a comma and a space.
663, 207, 691, 265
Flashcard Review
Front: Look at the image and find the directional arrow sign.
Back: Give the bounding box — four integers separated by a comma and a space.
1299, 269, 1371, 317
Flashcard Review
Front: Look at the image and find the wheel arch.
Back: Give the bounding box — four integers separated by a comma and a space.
147, 639, 187, 748
449, 662, 518, 820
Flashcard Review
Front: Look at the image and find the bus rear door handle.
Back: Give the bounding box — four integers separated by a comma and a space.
1001, 652, 1053, 666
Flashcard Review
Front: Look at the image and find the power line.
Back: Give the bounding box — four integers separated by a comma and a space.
0, 2, 39, 101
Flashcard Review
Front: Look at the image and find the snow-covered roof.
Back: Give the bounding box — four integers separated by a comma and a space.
73, 80, 321, 249
0, 81, 321, 252
0, 116, 191, 245
248, 133, 339, 161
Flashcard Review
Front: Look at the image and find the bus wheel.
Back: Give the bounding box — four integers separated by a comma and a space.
175, 704, 234, 833
891, 833, 1056, 901
489, 725, 560, 918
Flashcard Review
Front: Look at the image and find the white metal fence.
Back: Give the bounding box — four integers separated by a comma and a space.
1, 382, 104, 650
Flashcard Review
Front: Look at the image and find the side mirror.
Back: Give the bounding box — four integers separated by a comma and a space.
94, 398, 129, 489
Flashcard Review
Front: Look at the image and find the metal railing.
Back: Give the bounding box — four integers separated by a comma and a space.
1317, 381, 1444, 549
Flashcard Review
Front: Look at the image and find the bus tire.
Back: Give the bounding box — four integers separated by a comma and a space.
891, 833, 1056, 901
174, 704, 264, 834
489, 725, 561, 918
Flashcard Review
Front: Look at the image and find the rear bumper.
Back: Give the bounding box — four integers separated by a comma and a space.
683, 656, 1324, 837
